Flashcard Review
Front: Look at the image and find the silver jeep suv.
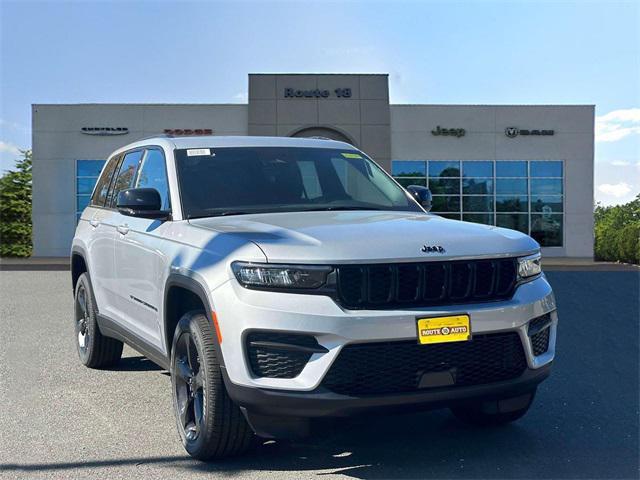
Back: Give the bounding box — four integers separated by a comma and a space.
71, 135, 557, 460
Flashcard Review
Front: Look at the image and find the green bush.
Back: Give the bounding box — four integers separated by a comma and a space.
594, 194, 640, 264
0, 149, 32, 257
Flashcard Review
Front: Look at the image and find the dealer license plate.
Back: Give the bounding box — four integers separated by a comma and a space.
417, 315, 471, 345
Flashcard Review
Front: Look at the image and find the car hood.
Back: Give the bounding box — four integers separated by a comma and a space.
188, 211, 539, 264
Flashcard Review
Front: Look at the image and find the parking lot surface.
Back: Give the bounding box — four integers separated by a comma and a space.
1, 269, 638, 479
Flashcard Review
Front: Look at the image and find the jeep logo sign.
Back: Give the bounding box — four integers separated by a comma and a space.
431, 126, 466, 138
505, 127, 554, 138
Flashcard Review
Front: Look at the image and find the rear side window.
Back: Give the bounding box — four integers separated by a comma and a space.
107, 150, 143, 207
91, 156, 120, 207
134, 149, 171, 210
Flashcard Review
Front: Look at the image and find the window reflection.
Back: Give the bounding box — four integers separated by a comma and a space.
391, 160, 564, 246
531, 214, 563, 246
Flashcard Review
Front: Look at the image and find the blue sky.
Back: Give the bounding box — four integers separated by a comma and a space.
1, 0, 638, 205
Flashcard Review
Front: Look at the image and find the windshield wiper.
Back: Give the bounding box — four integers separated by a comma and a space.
302, 206, 383, 212
187, 211, 252, 220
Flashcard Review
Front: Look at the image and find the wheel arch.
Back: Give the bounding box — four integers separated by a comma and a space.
71, 245, 89, 293
163, 274, 222, 363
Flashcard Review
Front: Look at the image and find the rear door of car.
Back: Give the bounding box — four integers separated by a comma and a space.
85, 154, 121, 320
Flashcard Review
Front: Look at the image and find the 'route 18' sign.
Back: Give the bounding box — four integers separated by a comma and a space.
284, 88, 352, 98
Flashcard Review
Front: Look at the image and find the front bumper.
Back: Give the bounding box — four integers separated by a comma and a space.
223, 363, 552, 438
212, 273, 557, 391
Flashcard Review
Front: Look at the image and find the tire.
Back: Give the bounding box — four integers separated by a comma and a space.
74, 272, 123, 368
170, 311, 253, 460
450, 390, 536, 426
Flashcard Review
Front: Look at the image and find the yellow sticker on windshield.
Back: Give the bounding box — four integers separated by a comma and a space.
342, 152, 363, 159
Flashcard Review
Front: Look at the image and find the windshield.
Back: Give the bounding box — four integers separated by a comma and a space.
175, 147, 422, 218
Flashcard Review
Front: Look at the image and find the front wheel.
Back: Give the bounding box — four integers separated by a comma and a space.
170, 311, 253, 460
450, 390, 536, 426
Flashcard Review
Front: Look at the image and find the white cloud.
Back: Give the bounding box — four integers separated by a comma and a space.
597, 182, 633, 198
610, 160, 631, 166
0, 141, 21, 156
595, 108, 640, 142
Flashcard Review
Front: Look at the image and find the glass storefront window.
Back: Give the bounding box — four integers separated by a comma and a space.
462, 161, 493, 177
496, 161, 527, 177
496, 195, 528, 212
77, 159, 106, 177
496, 178, 528, 195
462, 177, 493, 194
392, 161, 426, 177
391, 160, 564, 246
432, 195, 460, 213
531, 178, 563, 195
429, 178, 460, 195
531, 214, 563, 246
76, 159, 106, 221
496, 213, 529, 233
395, 177, 426, 188
531, 195, 563, 213
463, 196, 493, 212
530, 161, 562, 177
429, 161, 460, 177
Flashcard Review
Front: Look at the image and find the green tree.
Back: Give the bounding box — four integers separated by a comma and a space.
594, 194, 640, 264
0, 149, 32, 257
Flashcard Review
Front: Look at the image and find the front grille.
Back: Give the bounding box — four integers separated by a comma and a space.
336, 258, 518, 309
322, 332, 527, 396
529, 314, 552, 356
246, 332, 320, 379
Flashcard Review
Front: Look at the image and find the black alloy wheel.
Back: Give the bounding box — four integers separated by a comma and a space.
75, 283, 91, 360
170, 311, 253, 460
173, 330, 205, 442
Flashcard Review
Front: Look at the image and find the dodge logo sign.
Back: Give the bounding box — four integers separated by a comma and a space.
505, 127, 554, 138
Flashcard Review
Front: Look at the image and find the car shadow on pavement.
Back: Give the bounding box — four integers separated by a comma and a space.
181, 410, 546, 479
0, 410, 542, 479
104, 355, 164, 372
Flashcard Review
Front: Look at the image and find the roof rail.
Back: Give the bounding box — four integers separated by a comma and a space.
134, 133, 175, 141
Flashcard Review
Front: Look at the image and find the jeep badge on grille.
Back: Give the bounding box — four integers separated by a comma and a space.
421, 245, 446, 253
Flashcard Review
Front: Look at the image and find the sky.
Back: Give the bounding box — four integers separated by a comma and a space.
1, 0, 638, 206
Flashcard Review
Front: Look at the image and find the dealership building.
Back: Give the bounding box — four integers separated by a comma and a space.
32, 73, 594, 258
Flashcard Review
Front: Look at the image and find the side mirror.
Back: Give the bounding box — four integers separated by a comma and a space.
406, 185, 432, 212
117, 188, 170, 220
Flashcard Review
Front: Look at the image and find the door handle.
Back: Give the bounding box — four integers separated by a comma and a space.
89, 220, 100, 228
117, 224, 130, 235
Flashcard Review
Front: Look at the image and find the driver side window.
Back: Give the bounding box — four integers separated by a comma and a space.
135, 149, 171, 210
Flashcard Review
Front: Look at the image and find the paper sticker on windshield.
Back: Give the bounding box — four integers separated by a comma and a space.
187, 148, 211, 157
342, 152, 363, 159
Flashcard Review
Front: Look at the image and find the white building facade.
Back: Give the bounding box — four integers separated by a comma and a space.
32, 74, 594, 258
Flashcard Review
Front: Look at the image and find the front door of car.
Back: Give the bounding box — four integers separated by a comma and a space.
113, 148, 172, 350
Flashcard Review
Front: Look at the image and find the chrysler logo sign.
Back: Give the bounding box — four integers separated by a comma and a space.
81, 127, 129, 136
505, 127, 554, 138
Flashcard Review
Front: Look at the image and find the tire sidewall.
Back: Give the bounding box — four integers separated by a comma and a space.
170, 312, 214, 456
74, 273, 98, 365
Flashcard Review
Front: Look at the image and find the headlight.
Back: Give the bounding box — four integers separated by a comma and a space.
517, 253, 542, 279
231, 262, 332, 289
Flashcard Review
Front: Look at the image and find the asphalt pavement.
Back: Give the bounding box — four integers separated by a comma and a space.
0, 269, 638, 479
